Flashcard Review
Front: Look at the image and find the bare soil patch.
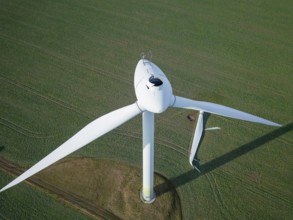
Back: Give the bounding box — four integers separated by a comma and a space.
38, 157, 182, 220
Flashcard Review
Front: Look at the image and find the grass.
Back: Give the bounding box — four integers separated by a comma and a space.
0, 0, 292, 219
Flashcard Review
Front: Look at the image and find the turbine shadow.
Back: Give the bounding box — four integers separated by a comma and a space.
0, 145, 4, 152
155, 122, 293, 197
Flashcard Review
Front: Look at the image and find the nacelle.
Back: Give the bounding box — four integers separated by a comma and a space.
134, 59, 173, 113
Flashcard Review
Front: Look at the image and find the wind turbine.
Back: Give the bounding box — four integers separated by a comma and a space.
0, 58, 281, 203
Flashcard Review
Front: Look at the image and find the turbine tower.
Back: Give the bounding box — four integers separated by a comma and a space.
0, 58, 281, 204
141, 111, 155, 203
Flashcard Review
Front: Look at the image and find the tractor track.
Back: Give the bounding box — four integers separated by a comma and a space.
0, 157, 122, 220
1, 73, 190, 159
205, 174, 230, 219
215, 169, 293, 208
0, 117, 59, 139
0, 33, 130, 86
0, 116, 188, 158
209, 173, 234, 219
0, 74, 94, 120
0, 4, 131, 48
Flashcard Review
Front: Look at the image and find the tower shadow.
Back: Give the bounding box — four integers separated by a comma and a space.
155, 122, 293, 197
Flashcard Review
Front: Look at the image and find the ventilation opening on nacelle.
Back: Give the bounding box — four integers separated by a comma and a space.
149, 75, 163, 86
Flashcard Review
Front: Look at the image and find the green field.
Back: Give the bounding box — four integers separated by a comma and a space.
0, 0, 292, 219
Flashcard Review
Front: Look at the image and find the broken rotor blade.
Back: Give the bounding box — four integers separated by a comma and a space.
189, 111, 204, 167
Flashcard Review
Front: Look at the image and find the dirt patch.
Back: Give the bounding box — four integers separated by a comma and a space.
247, 171, 261, 184
37, 157, 182, 220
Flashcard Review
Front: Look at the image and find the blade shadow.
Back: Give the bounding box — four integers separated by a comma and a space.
155, 122, 293, 197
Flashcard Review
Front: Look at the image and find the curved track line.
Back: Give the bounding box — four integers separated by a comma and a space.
0, 33, 131, 86
1, 76, 189, 156
209, 173, 234, 219
0, 117, 59, 139
112, 130, 188, 157
0, 157, 122, 220
205, 174, 229, 219
0, 4, 130, 47
0, 75, 94, 119
0, 116, 188, 157
121, 129, 190, 154
216, 170, 293, 208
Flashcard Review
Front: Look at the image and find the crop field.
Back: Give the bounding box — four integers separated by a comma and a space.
0, 0, 292, 219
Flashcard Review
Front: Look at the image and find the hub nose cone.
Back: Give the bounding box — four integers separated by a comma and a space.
134, 59, 173, 114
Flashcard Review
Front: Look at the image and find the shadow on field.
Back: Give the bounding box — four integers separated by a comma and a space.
0, 146, 4, 152
155, 122, 293, 197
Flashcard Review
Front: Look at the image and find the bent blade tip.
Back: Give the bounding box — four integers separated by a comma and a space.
193, 165, 201, 173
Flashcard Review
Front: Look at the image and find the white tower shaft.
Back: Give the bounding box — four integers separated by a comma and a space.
141, 111, 156, 203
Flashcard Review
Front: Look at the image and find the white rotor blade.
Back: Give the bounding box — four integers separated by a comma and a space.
0, 103, 142, 192
189, 111, 203, 166
172, 96, 281, 127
